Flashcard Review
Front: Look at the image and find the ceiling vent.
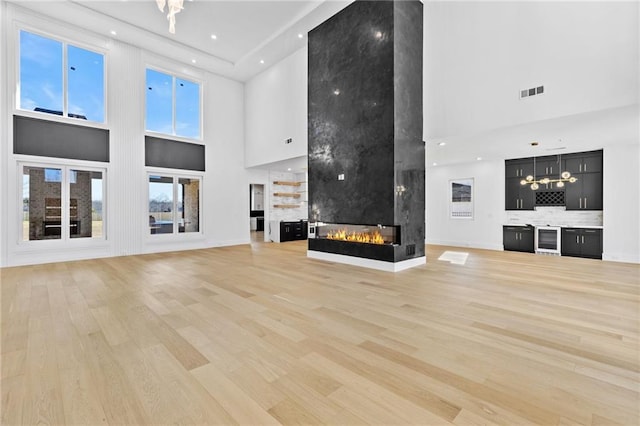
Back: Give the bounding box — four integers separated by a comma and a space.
520, 85, 544, 99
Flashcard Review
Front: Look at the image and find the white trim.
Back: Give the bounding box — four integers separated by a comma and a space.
307, 250, 426, 272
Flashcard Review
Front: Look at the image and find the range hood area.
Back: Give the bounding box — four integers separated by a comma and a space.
307, 0, 425, 271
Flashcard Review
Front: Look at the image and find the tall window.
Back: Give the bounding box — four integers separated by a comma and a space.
146, 68, 200, 139
22, 164, 105, 241
19, 30, 105, 123
149, 175, 200, 235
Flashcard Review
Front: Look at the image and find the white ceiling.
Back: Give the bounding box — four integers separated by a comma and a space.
10, 0, 352, 81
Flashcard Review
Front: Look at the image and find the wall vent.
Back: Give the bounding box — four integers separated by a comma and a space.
406, 244, 416, 256
520, 85, 544, 99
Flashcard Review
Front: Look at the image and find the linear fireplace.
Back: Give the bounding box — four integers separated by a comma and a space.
316, 223, 400, 246
308, 222, 405, 264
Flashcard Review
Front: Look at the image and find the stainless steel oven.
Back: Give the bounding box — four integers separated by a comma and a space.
535, 226, 561, 255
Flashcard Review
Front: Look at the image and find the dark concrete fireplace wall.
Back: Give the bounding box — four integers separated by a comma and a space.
308, 0, 424, 263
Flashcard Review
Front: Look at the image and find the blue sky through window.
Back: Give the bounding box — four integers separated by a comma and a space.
19, 30, 104, 122
146, 69, 200, 139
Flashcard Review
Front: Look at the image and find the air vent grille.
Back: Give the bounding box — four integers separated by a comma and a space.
535, 191, 565, 206
406, 244, 416, 256
520, 85, 544, 99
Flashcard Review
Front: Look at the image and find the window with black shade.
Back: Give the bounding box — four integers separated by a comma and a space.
18, 30, 105, 123
146, 68, 201, 139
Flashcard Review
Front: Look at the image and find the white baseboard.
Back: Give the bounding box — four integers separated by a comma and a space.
307, 250, 425, 272
426, 239, 503, 251
602, 252, 640, 264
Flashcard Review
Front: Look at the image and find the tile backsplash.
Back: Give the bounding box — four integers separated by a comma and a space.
506, 206, 603, 226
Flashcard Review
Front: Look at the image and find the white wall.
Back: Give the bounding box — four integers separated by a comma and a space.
0, 1, 6, 267
603, 143, 640, 263
1, 5, 249, 266
244, 47, 307, 168
424, 1, 639, 140
426, 160, 505, 250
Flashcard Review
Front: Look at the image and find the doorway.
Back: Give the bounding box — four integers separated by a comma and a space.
249, 183, 265, 242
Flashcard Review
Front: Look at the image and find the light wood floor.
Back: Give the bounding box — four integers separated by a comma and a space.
1, 241, 639, 425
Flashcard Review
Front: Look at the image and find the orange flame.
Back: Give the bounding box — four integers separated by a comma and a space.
326, 228, 385, 245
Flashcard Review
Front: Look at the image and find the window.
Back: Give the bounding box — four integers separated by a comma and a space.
149, 175, 200, 235
19, 30, 105, 123
22, 164, 105, 241
146, 68, 200, 139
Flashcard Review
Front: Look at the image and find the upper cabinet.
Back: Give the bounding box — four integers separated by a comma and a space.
505, 158, 535, 210
505, 150, 603, 211
564, 150, 603, 210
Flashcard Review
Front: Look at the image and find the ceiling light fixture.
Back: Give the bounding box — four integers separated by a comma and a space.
521, 154, 576, 190
260, 59, 265, 64
298, 33, 303, 39
110, 30, 117, 36
476, 157, 482, 161
437, 142, 446, 146
156, 0, 183, 34
191, 59, 196, 63
211, 34, 217, 40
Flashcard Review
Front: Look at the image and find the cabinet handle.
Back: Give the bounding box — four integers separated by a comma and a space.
584, 198, 587, 209
584, 163, 587, 172
579, 198, 582, 209
582, 236, 585, 244
576, 236, 579, 244
579, 164, 582, 173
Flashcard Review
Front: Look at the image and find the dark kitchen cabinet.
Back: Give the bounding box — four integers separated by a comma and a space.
505, 158, 534, 179
505, 159, 535, 210
280, 220, 308, 242
535, 155, 561, 178
564, 150, 603, 211
561, 228, 602, 259
565, 151, 602, 174
505, 178, 535, 210
503, 226, 534, 253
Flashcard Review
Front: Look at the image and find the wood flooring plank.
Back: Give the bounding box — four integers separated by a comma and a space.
191, 363, 282, 425
1, 241, 638, 425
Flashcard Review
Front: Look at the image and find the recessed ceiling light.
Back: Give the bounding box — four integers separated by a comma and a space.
375, 31, 383, 39
110, 30, 117, 36
191, 59, 196, 64
260, 59, 265, 64
432, 162, 438, 166
287, 168, 292, 171
211, 34, 217, 40
298, 33, 303, 39
437, 142, 446, 146
333, 89, 340, 95
476, 157, 482, 161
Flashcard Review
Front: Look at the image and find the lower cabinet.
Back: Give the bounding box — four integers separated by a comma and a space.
280, 220, 308, 242
561, 228, 602, 259
503, 226, 534, 253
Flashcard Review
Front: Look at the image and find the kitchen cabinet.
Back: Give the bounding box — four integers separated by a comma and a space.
561, 228, 602, 259
535, 155, 561, 178
505, 158, 534, 178
279, 220, 308, 242
564, 150, 603, 210
503, 226, 534, 253
505, 178, 535, 210
565, 151, 602, 174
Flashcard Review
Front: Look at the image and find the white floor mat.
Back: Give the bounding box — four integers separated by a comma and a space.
438, 251, 469, 265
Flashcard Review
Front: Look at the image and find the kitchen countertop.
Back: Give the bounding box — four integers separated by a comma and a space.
504, 223, 603, 229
